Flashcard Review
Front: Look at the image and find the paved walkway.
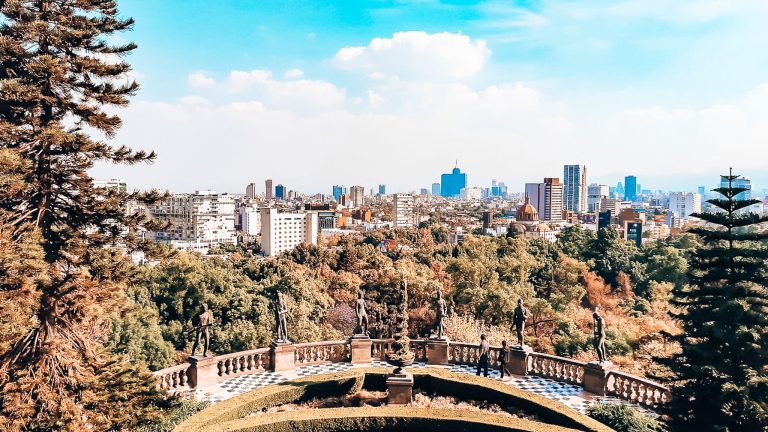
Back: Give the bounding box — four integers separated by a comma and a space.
194, 360, 650, 415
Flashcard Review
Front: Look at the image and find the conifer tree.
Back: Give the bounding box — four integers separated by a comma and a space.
663, 169, 768, 431
0, 1, 165, 430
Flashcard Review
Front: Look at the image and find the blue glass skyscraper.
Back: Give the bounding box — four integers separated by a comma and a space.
440, 167, 467, 198
275, 184, 286, 199
332, 185, 346, 201
624, 176, 637, 201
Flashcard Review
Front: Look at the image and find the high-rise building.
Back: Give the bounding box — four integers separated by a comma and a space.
238, 205, 261, 236
378, 184, 386, 195
148, 190, 237, 253
563, 165, 588, 213
616, 182, 625, 198
431, 183, 441, 197
260, 208, 318, 256
440, 166, 467, 198
624, 176, 637, 201
332, 185, 346, 202
393, 193, 415, 228
720, 176, 752, 200
245, 182, 257, 199
265, 179, 273, 200
420, 188, 428, 195
482, 211, 494, 229
525, 178, 563, 222
587, 183, 609, 212
349, 186, 365, 208
669, 192, 702, 218
275, 184, 286, 199
697, 186, 706, 196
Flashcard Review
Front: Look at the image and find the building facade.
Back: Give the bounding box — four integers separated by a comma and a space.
275, 184, 286, 200
332, 185, 347, 202
668, 192, 702, 218
563, 165, 587, 213
260, 208, 318, 256
392, 193, 415, 228
624, 176, 637, 201
350, 185, 365, 208
525, 178, 563, 222
431, 182, 441, 197
587, 183, 610, 212
265, 179, 273, 200
440, 167, 467, 198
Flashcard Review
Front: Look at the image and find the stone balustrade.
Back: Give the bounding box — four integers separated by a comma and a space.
527, 352, 585, 385
294, 340, 349, 365
152, 338, 671, 410
607, 370, 672, 409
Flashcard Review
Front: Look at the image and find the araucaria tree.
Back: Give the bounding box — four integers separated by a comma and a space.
664, 170, 768, 431
0, 1, 164, 431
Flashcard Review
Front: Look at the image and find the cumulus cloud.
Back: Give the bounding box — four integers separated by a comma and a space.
188, 72, 215, 87
332, 31, 491, 79
283, 68, 305, 79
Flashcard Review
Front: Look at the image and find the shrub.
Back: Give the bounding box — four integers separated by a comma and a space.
586, 402, 661, 432
138, 399, 210, 432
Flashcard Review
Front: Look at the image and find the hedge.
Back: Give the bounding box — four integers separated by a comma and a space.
175, 367, 612, 432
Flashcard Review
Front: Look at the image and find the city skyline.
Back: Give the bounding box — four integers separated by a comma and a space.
90, 1, 768, 193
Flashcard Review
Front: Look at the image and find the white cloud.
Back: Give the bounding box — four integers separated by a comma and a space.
283, 68, 305, 79
332, 31, 491, 79
188, 72, 215, 87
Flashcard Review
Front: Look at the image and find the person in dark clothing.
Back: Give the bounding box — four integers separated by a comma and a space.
499, 340, 508, 379
477, 334, 490, 377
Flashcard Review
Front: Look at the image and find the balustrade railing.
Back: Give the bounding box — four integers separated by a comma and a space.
449, 342, 481, 365
155, 363, 193, 391
409, 339, 428, 362
527, 352, 585, 385
216, 348, 271, 378
294, 340, 349, 365
371, 338, 394, 360
607, 370, 672, 408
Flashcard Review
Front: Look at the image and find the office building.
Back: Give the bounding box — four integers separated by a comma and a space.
587, 183, 610, 212
350, 185, 365, 208
420, 188, 429, 195
598, 211, 612, 230
525, 178, 563, 222
460, 187, 483, 200
440, 166, 467, 198
275, 184, 286, 200
265, 179, 273, 200
668, 192, 702, 218
148, 190, 237, 253
624, 221, 643, 247
563, 165, 588, 213
431, 183, 441, 197
720, 175, 752, 200
245, 182, 257, 199
260, 208, 318, 256
378, 184, 386, 195
332, 185, 347, 202
393, 193, 415, 228
624, 176, 637, 201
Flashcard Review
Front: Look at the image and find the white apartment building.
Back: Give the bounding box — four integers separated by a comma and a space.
239, 205, 261, 236
668, 192, 702, 219
459, 187, 483, 200
563, 165, 587, 213
148, 190, 237, 253
260, 208, 318, 256
392, 193, 415, 228
525, 178, 563, 222
587, 184, 610, 212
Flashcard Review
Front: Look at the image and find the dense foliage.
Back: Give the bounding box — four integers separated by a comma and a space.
586, 402, 661, 432
662, 171, 768, 431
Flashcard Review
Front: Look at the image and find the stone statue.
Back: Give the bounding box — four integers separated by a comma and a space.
355, 289, 369, 336
434, 286, 447, 339
593, 306, 607, 362
275, 292, 290, 343
512, 297, 529, 346
191, 303, 214, 357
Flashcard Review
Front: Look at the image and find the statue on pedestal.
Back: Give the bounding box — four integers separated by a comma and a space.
512, 297, 529, 346
434, 286, 447, 339
191, 303, 214, 357
275, 292, 290, 343
355, 290, 369, 336
593, 306, 607, 362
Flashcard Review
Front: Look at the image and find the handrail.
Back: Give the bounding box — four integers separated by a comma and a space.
153, 362, 192, 391
527, 352, 586, 385
607, 369, 672, 408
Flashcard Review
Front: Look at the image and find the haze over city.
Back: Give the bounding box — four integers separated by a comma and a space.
91, 0, 768, 194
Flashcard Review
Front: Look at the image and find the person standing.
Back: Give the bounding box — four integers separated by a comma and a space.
499, 340, 509, 379
477, 334, 490, 377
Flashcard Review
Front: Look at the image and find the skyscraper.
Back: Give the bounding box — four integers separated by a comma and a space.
524, 178, 563, 222
587, 183, 609, 212
563, 165, 587, 213
350, 185, 365, 208
378, 184, 386, 195
431, 183, 441, 196
624, 176, 637, 201
245, 182, 257, 199
265, 179, 273, 200
275, 184, 286, 199
393, 193, 415, 228
332, 185, 346, 201
440, 166, 467, 198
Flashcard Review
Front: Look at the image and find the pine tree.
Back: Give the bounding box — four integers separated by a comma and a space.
663, 169, 768, 431
0, 1, 166, 430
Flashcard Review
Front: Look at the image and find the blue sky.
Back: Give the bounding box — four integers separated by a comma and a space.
95, 0, 768, 194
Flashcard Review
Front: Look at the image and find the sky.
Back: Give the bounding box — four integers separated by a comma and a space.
91, 0, 768, 195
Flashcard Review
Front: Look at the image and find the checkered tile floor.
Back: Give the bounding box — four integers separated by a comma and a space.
195, 361, 655, 415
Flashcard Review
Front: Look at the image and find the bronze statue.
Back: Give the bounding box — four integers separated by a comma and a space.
593, 306, 607, 362
434, 286, 447, 339
512, 297, 529, 346
355, 290, 369, 336
191, 303, 214, 357
275, 292, 290, 343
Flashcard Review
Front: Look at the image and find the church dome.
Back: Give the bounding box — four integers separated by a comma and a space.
535, 223, 551, 232
516, 196, 539, 222
509, 223, 527, 234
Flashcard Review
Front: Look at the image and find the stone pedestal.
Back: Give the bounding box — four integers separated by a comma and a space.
583, 361, 618, 395
427, 338, 450, 365
350, 335, 372, 364
187, 355, 219, 388
508, 344, 533, 376
270, 342, 295, 372
386, 372, 414, 405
